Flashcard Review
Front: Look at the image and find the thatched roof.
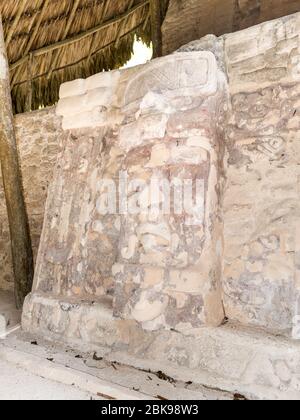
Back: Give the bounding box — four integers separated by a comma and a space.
1, 0, 169, 114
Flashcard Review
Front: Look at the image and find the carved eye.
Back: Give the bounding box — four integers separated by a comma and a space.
269, 138, 283, 149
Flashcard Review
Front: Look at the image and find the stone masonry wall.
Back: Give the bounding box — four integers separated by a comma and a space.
0, 108, 62, 291
27, 50, 229, 335
178, 12, 300, 334
22, 12, 300, 341
223, 13, 300, 333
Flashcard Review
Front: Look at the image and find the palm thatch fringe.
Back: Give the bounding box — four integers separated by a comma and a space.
1, 0, 168, 114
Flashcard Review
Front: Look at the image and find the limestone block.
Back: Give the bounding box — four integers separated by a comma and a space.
56, 88, 112, 115
22, 289, 300, 400
131, 291, 169, 323
168, 269, 206, 294
61, 107, 108, 130
56, 95, 86, 117
119, 114, 168, 152
0, 314, 6, 337
86, 87, 113, 109
224, 13, 300, 93
86, 70, 120, 91
57, 69, 121, 130
170, 145, 208, 165
57, 88, 113, 118
59, 78, 86, 99
123, 52, 219, 107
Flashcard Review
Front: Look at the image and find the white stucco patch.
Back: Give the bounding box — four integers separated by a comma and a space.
0, 53, 8, 79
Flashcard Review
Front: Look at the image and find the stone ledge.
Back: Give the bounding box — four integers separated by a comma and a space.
59, 70, 120, 99
0, 331, 234, 400
0, 291, 21, 336
22, 292, 300, 400
0, 341, 151, 400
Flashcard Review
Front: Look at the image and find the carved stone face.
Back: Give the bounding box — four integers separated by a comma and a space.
113, 51, 227, 331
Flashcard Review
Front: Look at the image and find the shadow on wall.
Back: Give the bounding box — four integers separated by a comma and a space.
162, 0, 300, 54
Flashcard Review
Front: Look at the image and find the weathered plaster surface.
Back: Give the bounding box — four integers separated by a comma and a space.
0, 108, 62, 291
34, 127, 124, 298
223, 13, 300, 332
172, 14, 300, 334
20, 11, 300, 399
113, 52, 227, 331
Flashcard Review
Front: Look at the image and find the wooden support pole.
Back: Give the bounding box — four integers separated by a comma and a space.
0, 17, 34, 308
143, 11, 150, 31
150, 0, 162, 58
26, 53, 33, 113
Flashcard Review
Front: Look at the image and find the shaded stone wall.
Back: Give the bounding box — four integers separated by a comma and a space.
162, 0, 300, 55
0, 108, 62, 291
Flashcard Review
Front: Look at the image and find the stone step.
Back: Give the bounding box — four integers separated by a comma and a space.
0, 290, 21, 337
0, 331, 233, 400
22, 292, 300, 400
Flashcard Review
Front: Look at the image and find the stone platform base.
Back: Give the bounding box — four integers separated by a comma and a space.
0, 290, 21, 336
23, 292, 300, 400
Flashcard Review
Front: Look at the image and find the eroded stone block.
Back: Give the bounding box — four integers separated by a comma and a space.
59, 78, 86, 99
123, 52, 219, 107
